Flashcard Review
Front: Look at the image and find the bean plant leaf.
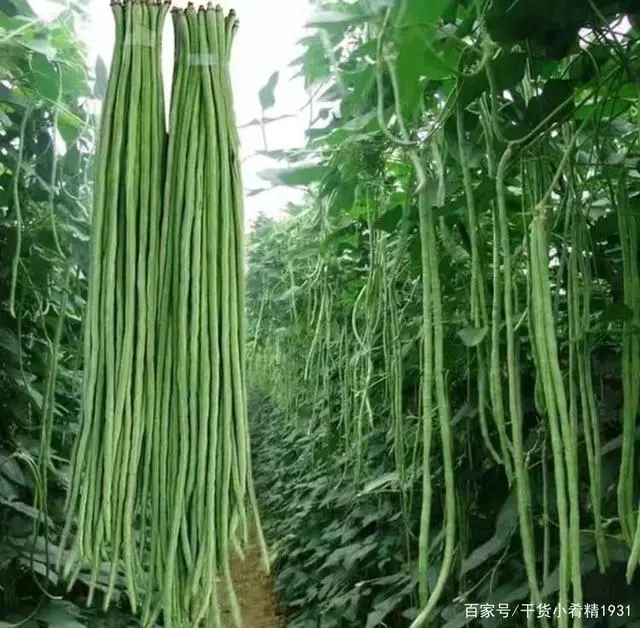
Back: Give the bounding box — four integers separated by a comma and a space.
600, 303, 634, 323
359, 472, 399, 496
0, 0, 35, 17
19, 34, 57, 59
394, 0, 451, 118
35, 601, 86, 628
504, 78, 575, 140
0, 328, 21, 356
0, 499, 52, 525
460, 491, 517, 575
259, 164, 325, 187
0, 476, 18, 500
306, 8, 368, 28
94, 55, 108, 100
457, 326, 488, 347
457, 52, 527, 107
258, 70, 279, 111
0, 452, 27, 486
240, 113, 295, 128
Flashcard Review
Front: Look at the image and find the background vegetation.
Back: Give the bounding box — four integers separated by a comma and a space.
246, 1, 640, 626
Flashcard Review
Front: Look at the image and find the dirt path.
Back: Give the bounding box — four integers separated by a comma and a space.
218, 545, 282, 627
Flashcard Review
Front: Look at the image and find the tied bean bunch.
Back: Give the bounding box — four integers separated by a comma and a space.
60, 2, 267, 627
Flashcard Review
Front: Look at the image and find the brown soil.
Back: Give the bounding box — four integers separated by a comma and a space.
218, 545, 283, 628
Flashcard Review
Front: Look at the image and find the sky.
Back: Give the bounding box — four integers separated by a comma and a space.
31, 0, 313, 226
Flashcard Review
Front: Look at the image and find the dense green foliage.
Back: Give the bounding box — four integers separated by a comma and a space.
247, 0, 640, 626
0, 0, 140, 624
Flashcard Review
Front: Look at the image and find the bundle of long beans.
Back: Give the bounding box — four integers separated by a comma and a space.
60, 2, 266, 627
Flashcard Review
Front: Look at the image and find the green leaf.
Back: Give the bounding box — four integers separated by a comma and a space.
403, 607, 418, 620
36, 601, 86, 628
26, 383, 44, 410
600, 303, 634, 323
0, 475, 18, 499
374, 205, 406, 233
0, 328, 21, 356
451, 402, 476, 427
400, 0, 449, 28
542, 552, 597, 597
588, 211, 617, 238
19, 34, 57, 59
306, 9, 367, 28
365, 574, 413, 627
366, 608, 389, 628
0, 499, 54, 525
246, 187, 270, 197
240, 113, 295, 128
56, 107, 84, 144
484, 0, 544, 46
460, 491, 517, 575
0, 451, 27, 486
28, 53, 59, 101
457, 326, 487, 347
457, 52, 527, 108
291, 34, 331, 86
344, 543, 376, 570
94, 55, 108, 100
259, 164, 325, 187
0, 82, 26, 106
258, 70, 279, 111
601, 426, 640, 456
342, 109, 377, 132
359, 472, 399, 496
505, 79, 575, 141
0, 0, 35, 17
27, 557, 59, 584
394, 0, 451, 118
